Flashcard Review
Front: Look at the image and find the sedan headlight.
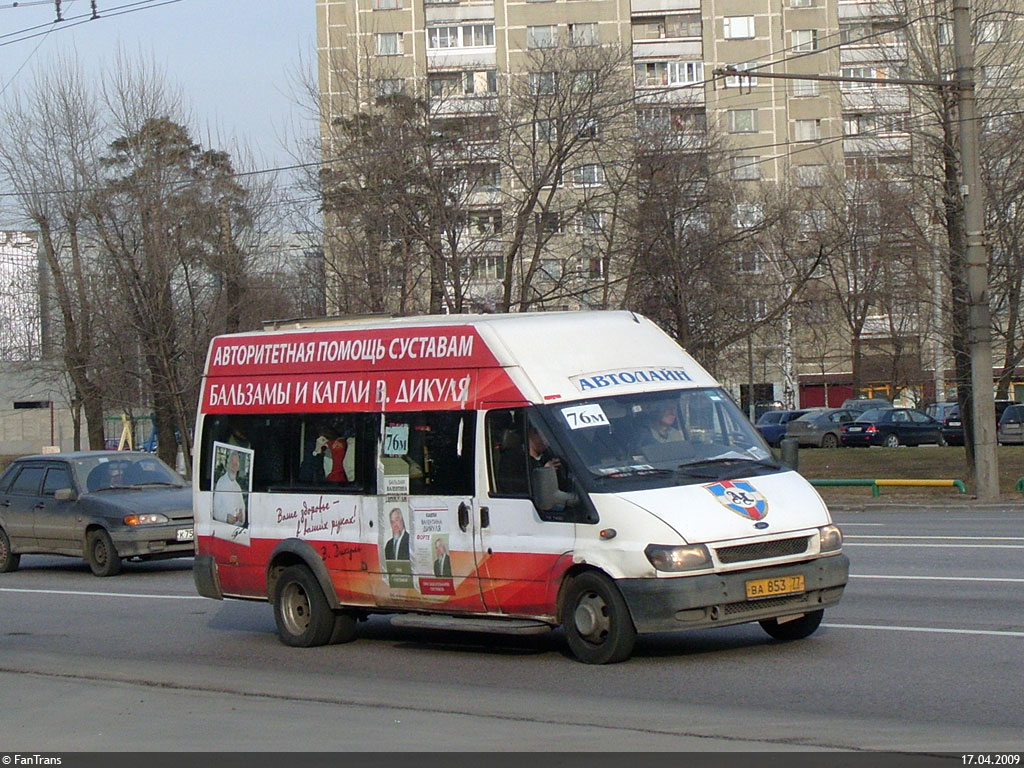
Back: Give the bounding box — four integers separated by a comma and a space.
124, 513, 170, 526
819, 524, 843, 553
644, 543, 712, 572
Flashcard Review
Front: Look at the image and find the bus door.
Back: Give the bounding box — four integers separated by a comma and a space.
478, 408, 576, 618
378, 410, 488, 613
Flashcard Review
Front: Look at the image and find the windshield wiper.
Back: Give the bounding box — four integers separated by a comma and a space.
677, 456, 781, 479
596, 467, 675, 479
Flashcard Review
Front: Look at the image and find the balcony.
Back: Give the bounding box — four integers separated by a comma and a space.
631, 40, 702, 59
841, 88, 909, 111
844, 134, 912, 155
630, 0, 700, 12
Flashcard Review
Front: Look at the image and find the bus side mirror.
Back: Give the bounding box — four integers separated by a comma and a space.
531, 466, 577, 511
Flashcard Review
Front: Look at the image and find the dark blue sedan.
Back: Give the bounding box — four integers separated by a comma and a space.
840, 408, 945, 448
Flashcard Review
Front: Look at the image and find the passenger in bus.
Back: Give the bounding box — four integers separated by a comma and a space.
647, 404, 684, 443
324, 428, 349, 483
385, 507, 410, 560
298, 434, 329, 484
528, 427, 562, 472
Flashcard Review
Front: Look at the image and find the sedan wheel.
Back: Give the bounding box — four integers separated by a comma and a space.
0, 527, 20, 573
884, 433, 900, 448
85, 529, 122, 577
822, 433, 839, 449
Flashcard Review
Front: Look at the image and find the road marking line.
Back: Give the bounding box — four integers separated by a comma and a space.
851, 574, 1024, 583
825, 623, 1024, 638
847, 535, 1024, 541
0, 587, 205, 600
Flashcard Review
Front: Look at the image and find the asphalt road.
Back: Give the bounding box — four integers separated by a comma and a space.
1, 506, 1022, 753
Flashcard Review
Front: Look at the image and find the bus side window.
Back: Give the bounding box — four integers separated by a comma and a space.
486, 409, 529, 496
384, 411, 476, 496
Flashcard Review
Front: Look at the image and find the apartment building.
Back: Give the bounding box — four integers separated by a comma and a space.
316, 0, 1023, 407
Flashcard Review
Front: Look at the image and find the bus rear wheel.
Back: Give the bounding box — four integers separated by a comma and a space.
273, 565, 335, 647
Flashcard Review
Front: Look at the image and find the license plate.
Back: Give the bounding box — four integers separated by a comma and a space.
745, 574, 805, 599
176, 528, 194, 542
949, 421, 961, 427
847, 426, 862, 432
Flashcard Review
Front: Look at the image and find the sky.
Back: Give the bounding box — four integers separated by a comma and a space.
0, 0, 316, 174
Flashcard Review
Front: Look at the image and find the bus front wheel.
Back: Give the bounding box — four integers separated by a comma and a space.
562, 571, 637, 664
273, 565, 335, 647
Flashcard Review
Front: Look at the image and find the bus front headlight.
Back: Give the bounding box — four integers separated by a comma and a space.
644, 543, 712, 572
819, 524, 843, 553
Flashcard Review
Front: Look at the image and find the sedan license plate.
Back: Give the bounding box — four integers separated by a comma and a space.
949, 420, 961, 427
847, 426, 862, 432
176, 528, 194, 542
745, 574, 805, 600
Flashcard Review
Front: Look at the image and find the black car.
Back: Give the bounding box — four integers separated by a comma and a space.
840, 408, 945, 448
925, 402, 964, 446
0, 451, 193, 576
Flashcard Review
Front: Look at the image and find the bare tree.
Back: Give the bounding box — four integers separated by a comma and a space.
0, 56, 107, 450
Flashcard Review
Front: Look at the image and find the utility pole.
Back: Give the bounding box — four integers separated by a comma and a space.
953, 0, 999, 501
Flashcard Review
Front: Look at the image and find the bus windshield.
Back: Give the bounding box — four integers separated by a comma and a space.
545, 388, 779, 487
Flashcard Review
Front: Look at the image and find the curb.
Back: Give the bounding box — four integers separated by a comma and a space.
829, 502, 1024, 513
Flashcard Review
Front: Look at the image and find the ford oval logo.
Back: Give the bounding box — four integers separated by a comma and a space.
754, 521, 769, 529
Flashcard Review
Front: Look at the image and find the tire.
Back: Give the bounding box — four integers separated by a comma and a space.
759, 609, 824, 641
85, 529, 122, 577
562, 571, 637, 664
883, 433, 900, 448
328, 611, 358, 645
821, 433, 839, 449
0, 527, 20, 573
273, 565, 335, 647
937, 434, 948, 447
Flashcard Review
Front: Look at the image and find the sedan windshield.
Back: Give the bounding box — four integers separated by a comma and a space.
70, 454, 186, 492
545, 387, 779, 488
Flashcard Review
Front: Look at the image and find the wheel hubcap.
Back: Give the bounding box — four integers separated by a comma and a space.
281, 583, 311, 633
574, 591, 610, 643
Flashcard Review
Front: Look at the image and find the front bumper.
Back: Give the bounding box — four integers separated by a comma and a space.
617, 554, 849, 634
110, 523, 195, 559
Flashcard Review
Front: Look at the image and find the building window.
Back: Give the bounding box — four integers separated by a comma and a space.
723, 16, 755, 40
793, 119, 821, 141
569, 22, 598, 47
534, 119, 557, 142
791, 0, 814, 6
575, 210, 607, 235
576, 116, 599, 140
792, 29, 818, 52
798, 210, 827, 232
737, 251, 762, 274
724, 61, 758, 87
376, 79, 404, 97
463, 70, 498, 95
428, 24, 494, 49
665, 13, 702, 38
376, 33, 402, 56
527, 24, 558, 49
793, 164, 825, 187
572, 164, 605, 187
728, 109, 758, 133
979, 20, 1004, 43
529, 72, 557, 94
733, 203, 763, 229
792, 79, 819, 97
571, 70, 597, 93
468, 163, 501, 189
373, 0, 400, 8
731, 156, 762, 180
536, 210, 563, 235
634, 61, 703, 87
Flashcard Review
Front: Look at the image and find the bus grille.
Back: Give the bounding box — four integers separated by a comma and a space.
716, 536, 810, 564
722, 594, 810, 616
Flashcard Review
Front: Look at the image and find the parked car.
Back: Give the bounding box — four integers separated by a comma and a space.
840, 397, 892, 414
0, 451, 194, 576
925, 401, 964, 446
997, 404, 1024, 445
755, 409, 816, 447
840, 408, 945, 448
785, 408, 858, 448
